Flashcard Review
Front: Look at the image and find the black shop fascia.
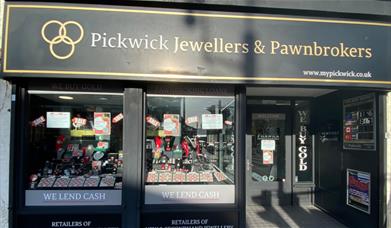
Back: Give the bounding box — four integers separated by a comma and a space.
1, 2, 390, 228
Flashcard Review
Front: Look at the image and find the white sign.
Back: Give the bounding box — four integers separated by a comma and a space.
25, 190, 122, 206
47, 112, 70, 128
298, 110, 308, 172
201, 114, 223, 130
145, 185, 234, 204
261, 140, 275, 150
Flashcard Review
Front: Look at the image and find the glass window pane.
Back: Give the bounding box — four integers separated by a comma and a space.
26, 91, 123, 206
145, 95, 235, 186
251, 113, 286, 182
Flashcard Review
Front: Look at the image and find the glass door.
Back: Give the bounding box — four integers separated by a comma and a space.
246, 103, 292, 206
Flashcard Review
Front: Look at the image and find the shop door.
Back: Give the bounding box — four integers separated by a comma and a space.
246, 106, 292, 206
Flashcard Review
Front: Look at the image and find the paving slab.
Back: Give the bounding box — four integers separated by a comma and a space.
246, 205, 347, 228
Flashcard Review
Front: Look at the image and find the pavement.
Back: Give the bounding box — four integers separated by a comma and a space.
246, 205, 347, 228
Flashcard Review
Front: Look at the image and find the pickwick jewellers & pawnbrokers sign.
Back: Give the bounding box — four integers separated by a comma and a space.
2, 3, 391, 88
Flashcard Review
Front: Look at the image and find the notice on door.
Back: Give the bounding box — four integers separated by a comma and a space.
262, 150, 274, 165
261, 140, 275, 150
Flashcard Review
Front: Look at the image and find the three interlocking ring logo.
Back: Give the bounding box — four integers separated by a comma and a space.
41, 20, 84, 60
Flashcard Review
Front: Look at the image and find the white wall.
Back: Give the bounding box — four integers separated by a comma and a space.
0, 1, 10, 228
0, 79, 11, 228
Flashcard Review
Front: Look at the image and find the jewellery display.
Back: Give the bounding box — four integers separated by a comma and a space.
52, 176, 71, 188
158, 172, 173, 183
27, 112, 123, 190
100, 175, 116, 187
37, 177, 56, 188
68, 176, 86, 187
145, 95, 236, 185
27, 92, 124, 193
83, 176, 101, 187
145, 128, 234, 184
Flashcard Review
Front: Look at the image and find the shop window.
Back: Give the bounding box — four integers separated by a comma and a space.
25, 91, 123, 206
144, 95, 235, 204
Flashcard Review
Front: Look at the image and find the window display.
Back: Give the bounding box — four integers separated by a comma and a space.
145, 95, 235, 185
26, 91, 123, 195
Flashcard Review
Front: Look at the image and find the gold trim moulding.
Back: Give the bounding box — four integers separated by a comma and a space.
5, 4, 391, 27
3, 69, 391, 85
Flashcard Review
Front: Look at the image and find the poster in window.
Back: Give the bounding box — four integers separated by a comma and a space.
163, 114, 180, 136
47, 112, 70, 128
94, 112, 111, 135
262, 150, 274, 165
202, 114, 223, 130
261, 140, 275, 150
346, 169, 370, 214
343, 94, 376, 150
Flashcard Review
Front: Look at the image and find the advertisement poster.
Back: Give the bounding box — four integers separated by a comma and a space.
262, 150, 274, 165
202, 114, 223, 130
346, 169, 371, 214
163, 114, 180, 136
47, 112, 70, 128
94, 112, 111, 135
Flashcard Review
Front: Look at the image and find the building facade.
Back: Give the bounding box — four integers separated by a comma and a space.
1, 0, 391, 227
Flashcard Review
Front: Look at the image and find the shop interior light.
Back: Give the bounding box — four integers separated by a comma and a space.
58, 96, 74, 100
99, 97, 108, 101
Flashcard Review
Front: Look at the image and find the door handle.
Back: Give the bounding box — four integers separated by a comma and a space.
246, 159, 253, 171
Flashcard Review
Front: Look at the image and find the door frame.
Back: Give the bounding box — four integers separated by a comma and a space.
245, 101, 294, 206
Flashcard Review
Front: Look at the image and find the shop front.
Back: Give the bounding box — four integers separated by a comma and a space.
2, 2, 390, 228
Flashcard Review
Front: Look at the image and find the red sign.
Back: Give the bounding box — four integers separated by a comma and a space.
146, 115, 160, 128
31, 116, 45, 127
185, 116, 198, 125
112, 113, 124, 123
72, 117, 87, 128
